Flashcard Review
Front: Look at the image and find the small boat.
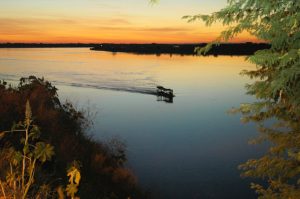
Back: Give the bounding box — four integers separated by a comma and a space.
156, 86, 175, 98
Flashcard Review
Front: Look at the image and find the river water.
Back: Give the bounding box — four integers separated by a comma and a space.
0, 48, 264, 198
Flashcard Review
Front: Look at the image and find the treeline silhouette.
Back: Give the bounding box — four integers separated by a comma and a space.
0, 76, 149, 199
0, 43, 99, 48
91, 43, 270, 56
0, 43, 270, 55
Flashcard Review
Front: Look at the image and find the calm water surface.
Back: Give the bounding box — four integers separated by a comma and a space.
0, 48, 264, 199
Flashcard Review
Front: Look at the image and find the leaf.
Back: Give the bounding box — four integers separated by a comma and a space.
13, 151, 23, 166
12, 121, 24, 130
66, 183, 78, 198
34, 142, 55, 162
29, 125, 41, 140
67, 166, 81, 185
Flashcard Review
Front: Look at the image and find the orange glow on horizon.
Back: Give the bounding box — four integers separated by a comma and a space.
0, 26, 259, 44
0, 1, 260, 44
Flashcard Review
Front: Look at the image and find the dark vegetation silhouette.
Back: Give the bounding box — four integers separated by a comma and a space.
0, 76, 148, 199
0, 43, 99, 48
90, 43, 269, 56
0, 43, 269, 56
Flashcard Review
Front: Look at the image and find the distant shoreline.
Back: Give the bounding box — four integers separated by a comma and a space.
90, 43, 270, 56
0, 43, 270, 56
0, 43, 98, 48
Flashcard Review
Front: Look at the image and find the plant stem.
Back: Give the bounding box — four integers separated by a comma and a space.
9, 163, 16, 199
22, 158, 36, 199
21, 126, 29, 195
0, 180, 7, 199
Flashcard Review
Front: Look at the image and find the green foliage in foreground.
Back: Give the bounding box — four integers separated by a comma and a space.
182, 0, 300, 198
0, 101, 81, 199
0, 76, 146, 199
0, 101, 55, 199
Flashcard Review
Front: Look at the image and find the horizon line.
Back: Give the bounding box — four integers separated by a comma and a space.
0, 41, 267, 45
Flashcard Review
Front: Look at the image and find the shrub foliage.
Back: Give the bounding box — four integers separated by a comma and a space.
0, 76, 145, 199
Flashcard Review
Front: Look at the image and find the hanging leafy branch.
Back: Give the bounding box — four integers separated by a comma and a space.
181, 0, 300, 198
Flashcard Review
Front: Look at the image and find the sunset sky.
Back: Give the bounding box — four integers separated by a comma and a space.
0, 0, 258, 43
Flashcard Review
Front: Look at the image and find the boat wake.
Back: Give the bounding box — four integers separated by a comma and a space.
0, 73, 158, 96
53, 81, 158, 95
